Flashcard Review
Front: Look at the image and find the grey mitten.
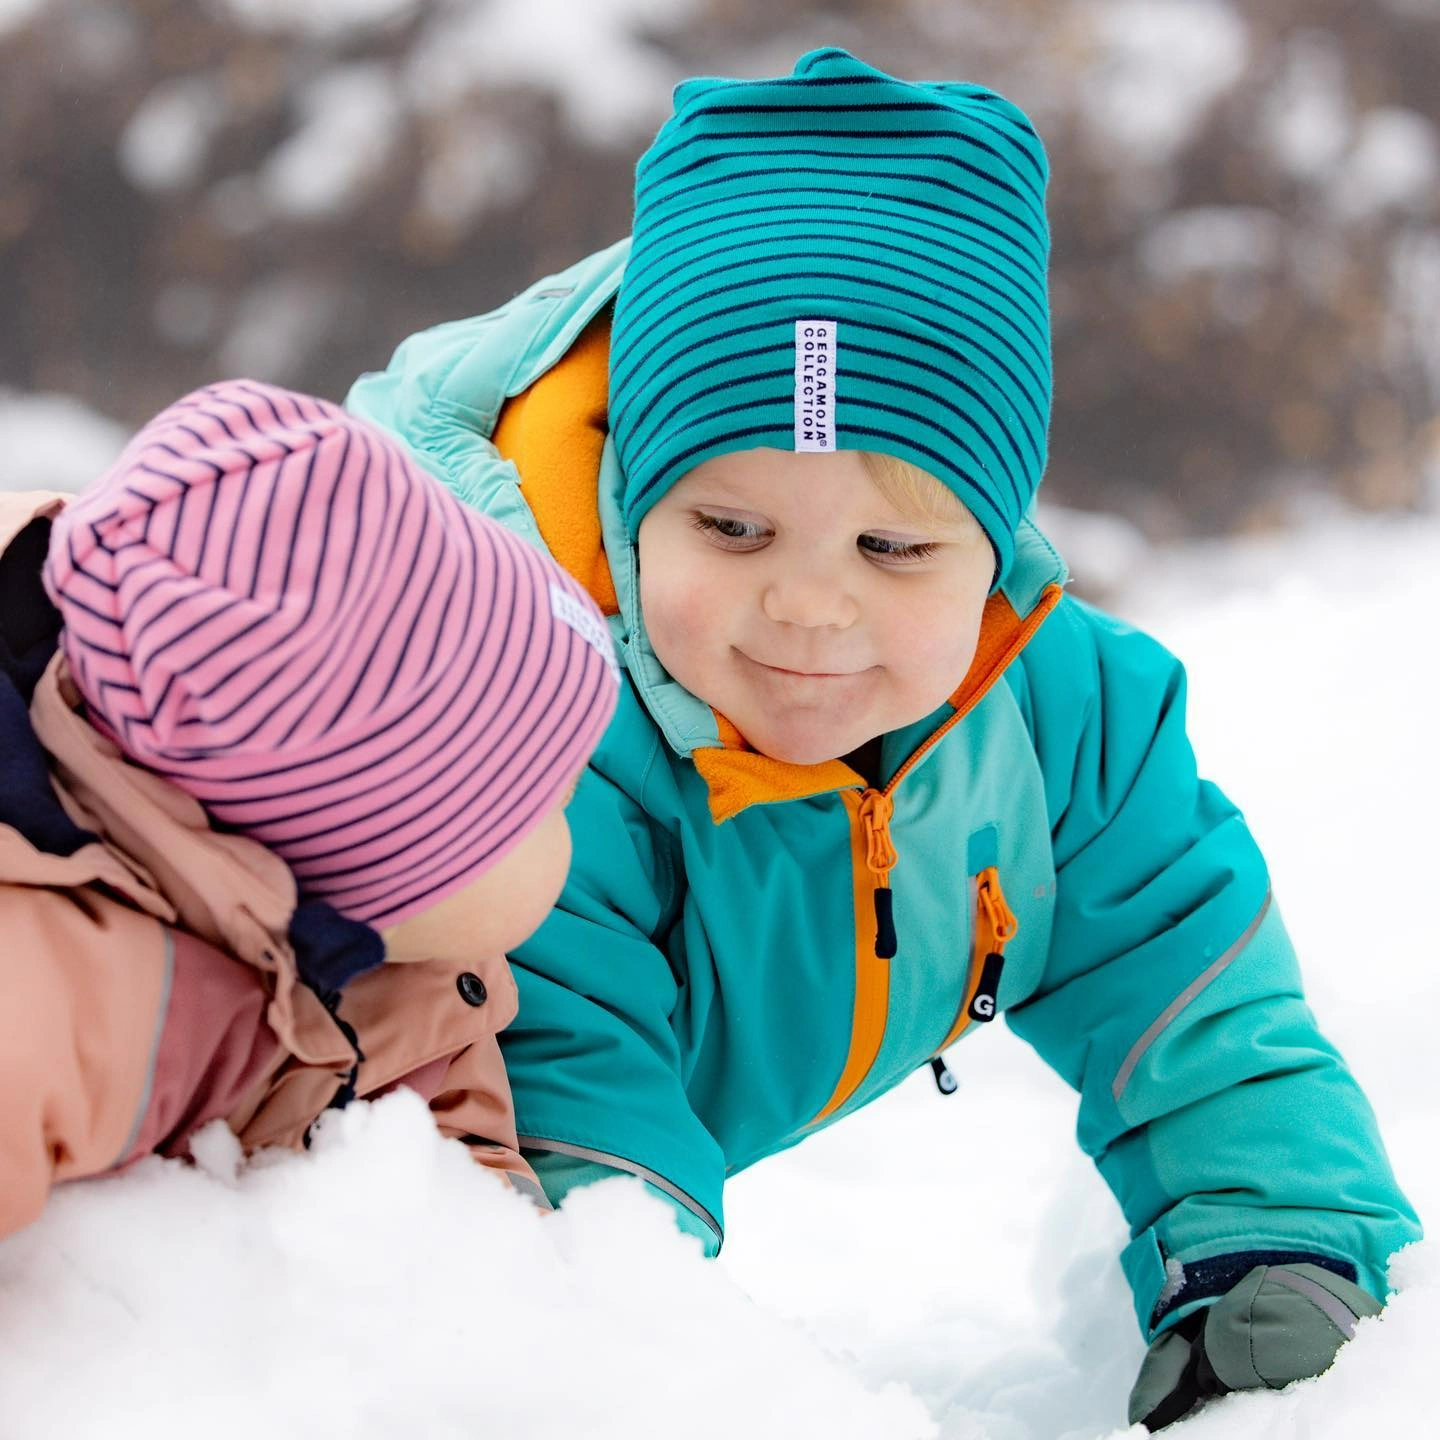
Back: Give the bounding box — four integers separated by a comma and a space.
1128, 1262, 1382, 1430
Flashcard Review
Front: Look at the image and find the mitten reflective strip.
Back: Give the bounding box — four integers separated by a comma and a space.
1267, 1266, 1365, 1338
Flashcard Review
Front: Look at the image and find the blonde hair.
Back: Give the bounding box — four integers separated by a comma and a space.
858, 451, 978, 535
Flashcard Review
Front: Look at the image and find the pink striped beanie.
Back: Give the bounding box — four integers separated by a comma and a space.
44, 380, 619, 929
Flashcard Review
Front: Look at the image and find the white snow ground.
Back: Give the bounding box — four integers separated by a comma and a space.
0, 468, 1434, 1435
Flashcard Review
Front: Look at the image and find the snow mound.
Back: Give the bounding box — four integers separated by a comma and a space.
0, 1092, 935, 1440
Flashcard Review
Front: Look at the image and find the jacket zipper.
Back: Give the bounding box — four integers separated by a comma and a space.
812, 761, 986, 1125
809, 788, 897, 1126
851, 682, 1008, 963
857, 788, 899, 958
810, 767, 947, 1125
820, 803, 1022, 1120
810, 586, 1059, 1128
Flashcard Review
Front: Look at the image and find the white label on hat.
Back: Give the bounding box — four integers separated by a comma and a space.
550, 583, 620, 684
794, 320, 837, 453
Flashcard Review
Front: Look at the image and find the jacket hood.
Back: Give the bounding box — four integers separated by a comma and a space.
484, 278, 1070, 820
349, 241, 1068, 822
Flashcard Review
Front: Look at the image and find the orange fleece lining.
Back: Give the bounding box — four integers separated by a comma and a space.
492, 308, 618, 616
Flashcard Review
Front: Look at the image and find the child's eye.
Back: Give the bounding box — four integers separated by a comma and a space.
858, 534, 939, 565
690, 512, 770, 548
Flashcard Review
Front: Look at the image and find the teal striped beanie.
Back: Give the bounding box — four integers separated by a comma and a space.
609, 47, 1052, 581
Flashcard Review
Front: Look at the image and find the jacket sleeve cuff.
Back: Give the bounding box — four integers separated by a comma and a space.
1122, 1230, 1383, 1338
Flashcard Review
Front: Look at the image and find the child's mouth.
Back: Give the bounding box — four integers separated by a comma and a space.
743, 652, 868, 680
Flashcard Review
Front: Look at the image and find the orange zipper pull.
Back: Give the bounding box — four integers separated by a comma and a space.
857, 788, 899, 959
969, 867, 1018, 1023
976, 867, 1018, 945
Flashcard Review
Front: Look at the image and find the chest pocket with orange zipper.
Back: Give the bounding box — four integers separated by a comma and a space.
928, 860, 1019, 1094
809, 795, 1021, 1124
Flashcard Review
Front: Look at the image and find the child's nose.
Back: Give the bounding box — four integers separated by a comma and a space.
760, 572, 859, 629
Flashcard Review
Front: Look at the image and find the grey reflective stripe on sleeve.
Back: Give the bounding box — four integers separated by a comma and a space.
517, 1135, 723, 1248
1268, 1267, 1362, 1339
505, 1171, 551, 1210
112, 926, 176, 1167
1112, 891, 1272, 1104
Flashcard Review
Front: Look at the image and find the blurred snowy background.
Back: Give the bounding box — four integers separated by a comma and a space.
1, 3, 1437, 1437
2, 0, 1439, 546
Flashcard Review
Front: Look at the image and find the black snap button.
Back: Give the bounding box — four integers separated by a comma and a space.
456, 972, 488, 1006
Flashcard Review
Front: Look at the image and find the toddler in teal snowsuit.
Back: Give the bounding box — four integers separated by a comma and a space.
350, 48, 1420, 1428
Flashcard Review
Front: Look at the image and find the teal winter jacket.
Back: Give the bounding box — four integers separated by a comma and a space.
348, 241, 1419, 1336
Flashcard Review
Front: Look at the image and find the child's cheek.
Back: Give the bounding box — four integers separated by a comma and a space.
895, 599, 987, 696
640, 573, 704, 677
642, 563, 729, 658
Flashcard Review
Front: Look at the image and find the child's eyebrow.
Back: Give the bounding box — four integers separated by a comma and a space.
680, 475, 983, 541
681, 481, 767, 508
874, 503, 990, 542
689, 498, 976, 542
886, 514, 985, 540
842, 504, 978, 541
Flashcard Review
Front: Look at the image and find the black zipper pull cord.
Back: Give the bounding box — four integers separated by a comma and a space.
968, 952, 1006, 1023
930, 1056, 958, 1095
873, 886, 898, 959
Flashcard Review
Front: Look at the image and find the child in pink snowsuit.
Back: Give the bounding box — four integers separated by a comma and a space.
0, 379, 618, 1237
